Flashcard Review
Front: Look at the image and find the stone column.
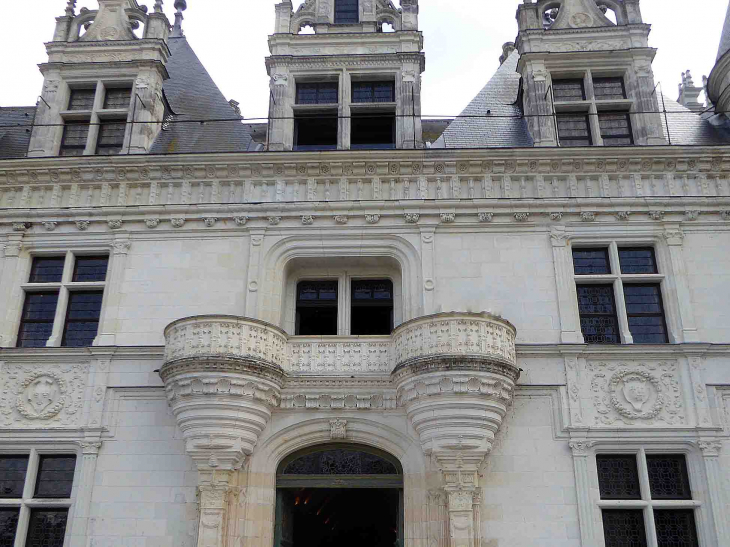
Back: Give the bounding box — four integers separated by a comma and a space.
197, 469, 242, 547
95, 238, 131, 346
69, 441, 103, 545
698, 441, 728, 545
569, 441, 598, 547
550, 227, 583, 343
663, 229, 699, 342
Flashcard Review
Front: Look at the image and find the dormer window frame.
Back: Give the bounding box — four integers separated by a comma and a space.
58, 80, 134, 157
551, 68, 635, 147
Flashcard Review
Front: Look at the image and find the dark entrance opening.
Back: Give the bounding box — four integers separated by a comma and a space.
275, 445, 404, 547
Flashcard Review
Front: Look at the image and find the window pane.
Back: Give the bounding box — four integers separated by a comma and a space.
17, 292, 59, 348
0, 456, 29, 498
624, 285, 668, 344
0, 510, 19, 547
296, 83, 338, 105
60, 122, 90, 155
353, 82, 395, 103
68, 89, 95, 111
602, 510, 647, 547
553, 79, 586, 101
96, 121, 126, 155
557, 114, 592, 146
619, 248, 658, 274
577, 285, 620, 344
72, 256, 109, 282
654, 510, 699, 547
599, 112, 633, 146
103, 88, 131, 109
34, 456, 76, 499
573, 248, 611, 275
298, 281, 338, 302
25, 509, 68, 547
61, 291, 104, 347
646, 455, 692, 500
594, 77, 626, 100
335, 0, 359, 23
296, 307, 338, 336
351, 280, 394, 335
597, 455, 641, 500
29, 258, 65, 283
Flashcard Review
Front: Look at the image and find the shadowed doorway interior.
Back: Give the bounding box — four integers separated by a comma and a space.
274, 444, 404, 547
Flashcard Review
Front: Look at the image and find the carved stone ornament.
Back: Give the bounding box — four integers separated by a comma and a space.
549, 212, 563, 221
514, 212, 530, 222
649, 211, 665, 221
698, 441, 722, 456
568, 440, 596, 456
611, 370, 664, 419
0, 363, 89, 427
580, 212, 596, 222
76, 220, 90, 231
334, 215, 348, 225
301, 215, 315, 225
440, 213, 456, 223
272, 73, 288, 86
234, 216, 248, 226
685, 210, 700, 221
42, 221, 58, 231
12, 222, 30, 232
404, 213, 420, 224
721, 211, 730, 221
365, 214, 380, 224
145, 218, 160, 229
478, 212, 494, 223
203, 217, 218, 228
329, 419, 347, 440
108, 219, 123, 230
171, 217, 186, 228
112, 241, 131, 255
615, 211, 631, 221
268, 216, 282, 225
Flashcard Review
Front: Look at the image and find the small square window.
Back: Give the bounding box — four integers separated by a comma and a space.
594, 77, 627, 100
29, 258, 65, 284
0, 456, 29, 498
619, 248, 657, 274
577, 285, 620, 344
17, 292, 60, 348
61, 292, 104, 347
654, 510, 699, 547
25, 509, 69, 547
68, 89, 96, 111
0, 509, 19, 546
73, 256, 109, 282
573, 248, 611, 275
103, 87, 132, 109
553, 79, 586, 101
646, 455, 692, 500
34, 456, 76, 499
602, 510, 647, 547
557, 114, 592, 147
597, 455, 641, 500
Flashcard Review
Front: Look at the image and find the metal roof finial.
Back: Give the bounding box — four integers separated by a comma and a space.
171, 0, 187, 37
65, 0, 77, 17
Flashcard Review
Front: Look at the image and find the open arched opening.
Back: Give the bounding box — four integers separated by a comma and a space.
274, 444, 404, 547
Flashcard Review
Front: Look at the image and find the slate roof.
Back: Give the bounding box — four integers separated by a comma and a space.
434, 51, 533, 149
718, 2, 730, 61
150, 36, 253, 154
0, 107, 36, 159
660, 95, 730, 146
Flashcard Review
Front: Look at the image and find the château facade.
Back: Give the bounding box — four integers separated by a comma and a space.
0, 1, 730, 546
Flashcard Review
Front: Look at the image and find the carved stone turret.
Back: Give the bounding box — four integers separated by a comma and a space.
391, 312, 519, 547
707, 2, 730, 116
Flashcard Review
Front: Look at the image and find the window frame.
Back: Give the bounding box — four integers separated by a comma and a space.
0, 448, 79, 547
584, 445, 711, 547
570, 240, 671, 345
334, 0, 359, 24
16, 251, 109, 348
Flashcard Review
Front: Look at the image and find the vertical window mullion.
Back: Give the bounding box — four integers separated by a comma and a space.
47, 286, 69, 348
609, 244, 633, 344
638, 449, 659, 547
339, 275, 348, 336
13, 505, 29, 547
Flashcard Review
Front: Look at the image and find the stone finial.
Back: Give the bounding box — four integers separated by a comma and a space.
171, 0, 187, 37
65, 0, 77, 17
154, 0, 164, 14
678, 69, 704, 112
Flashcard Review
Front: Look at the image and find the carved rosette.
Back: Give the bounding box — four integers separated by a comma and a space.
160, 316, 287, 471
391, 312, 519, 546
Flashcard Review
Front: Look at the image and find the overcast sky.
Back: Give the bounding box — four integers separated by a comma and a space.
0, 1, 726, 117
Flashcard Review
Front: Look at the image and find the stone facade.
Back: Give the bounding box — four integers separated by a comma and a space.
1, 1, 730, 547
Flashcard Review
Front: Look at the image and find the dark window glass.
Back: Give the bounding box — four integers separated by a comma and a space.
34, 456, 76, 499
72, 256, 109, 282
351, 280, 394, 335
25, 509, 68, 547
624, 285, 668, 344
577, 285, 620, 344
573, 248, 611, 275
60, 122, 90, 156
594, 77, 627, 100
557, 114, 592, 147
17, 292, 59, 348
602, 510, 647, 547
68, 89, 96, 111
654, 510, 699, 547
294, 114, 338, 151
352, 82, 395, 103
646, 455, 692, 500
553, 79, 586, 101
619, 248, 658, 274
597, 455, 641, 500
296, 281, 338, 336
29, 258, 65, 283
103, 87, 132, 109
296, 83, 338, 105
61, 291, 104, 347
0, 456, 29, 498
599, 112, 633, 146
96, 120, 126, 155
351, 114, 395, 150
0, 510, 19, 547
334, 0, 359, 24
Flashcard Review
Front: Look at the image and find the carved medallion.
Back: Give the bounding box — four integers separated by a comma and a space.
569, 13, 593, 28
610, 370, 664, 420
17, 372, 66, 420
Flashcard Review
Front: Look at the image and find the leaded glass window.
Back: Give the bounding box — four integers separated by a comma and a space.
296, 82, 339, 105
602, 510, 648, 547
557, 114, 592, 147
29, 257, 65, 283
646, 455, 692, 500
623, 285, 668, 344
594, 77, 627, 100
68, 89, 96, 111
654, 510, 699, 547
34, 456, 76, 498
96, 120, 127, 155
73, 256, 109, 282
553, 79, 586, 101
352, 82, 395, 103
0, 511, 19, 547
103, 87, 132, 109
25, 509, 68, 547
17, 292, 59, 348
573, 248, 610, 275
576, 285, 620, 343
619, 248, 658, 274
599, 112, 633, 146
0, 457, 29, 498
61, 291, 104, 347
334, 0, 359, 24
597, 455, 641, 500
60, 122, 90, 156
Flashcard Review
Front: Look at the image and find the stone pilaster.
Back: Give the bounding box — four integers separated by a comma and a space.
698, 441, 728, 545
569, 440, 598, 547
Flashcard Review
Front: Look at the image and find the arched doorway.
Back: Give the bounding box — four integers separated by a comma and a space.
274, 444, 404, 547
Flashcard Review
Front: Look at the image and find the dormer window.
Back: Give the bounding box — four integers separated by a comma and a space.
60, 122, 91, 157
68, 89, 96, 111
103, 87, 132, 109
334, 0, 359, 24
553, 79, 586, 102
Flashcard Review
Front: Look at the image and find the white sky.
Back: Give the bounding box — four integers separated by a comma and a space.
0, 0, 726, 118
